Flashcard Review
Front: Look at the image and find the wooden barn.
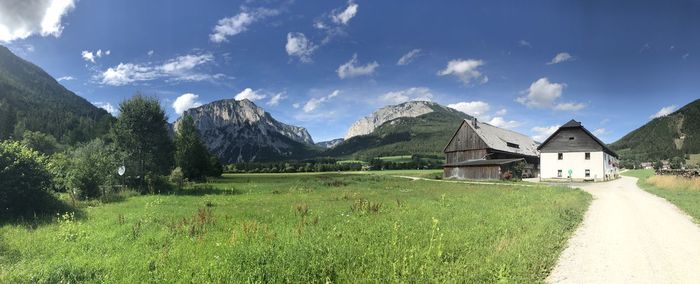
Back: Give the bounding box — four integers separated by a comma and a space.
538, 119, 619, 181
443, 118, 539, 180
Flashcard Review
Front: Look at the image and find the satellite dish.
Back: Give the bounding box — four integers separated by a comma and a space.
118, 165, 126, 176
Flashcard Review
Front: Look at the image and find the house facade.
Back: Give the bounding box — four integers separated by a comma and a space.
443, 118, 539, 180
538, 120, 619, 181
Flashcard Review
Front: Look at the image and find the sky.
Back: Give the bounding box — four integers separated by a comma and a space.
1, 0, 699, 143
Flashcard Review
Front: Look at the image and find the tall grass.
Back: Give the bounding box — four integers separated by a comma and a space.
624, 169, 700, 222
0, 172, 590, 283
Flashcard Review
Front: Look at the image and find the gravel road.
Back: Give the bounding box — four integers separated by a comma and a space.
547, 176, 700, 283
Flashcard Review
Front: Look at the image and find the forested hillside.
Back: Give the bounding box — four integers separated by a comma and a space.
611, 99, 700, 162
0, 45, 112, 144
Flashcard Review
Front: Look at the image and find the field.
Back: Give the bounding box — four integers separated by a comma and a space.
623, 169, 700, 221
1, 172, 590, 283
687, 154, 700, 167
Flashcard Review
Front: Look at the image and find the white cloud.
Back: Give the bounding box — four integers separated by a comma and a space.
447, 101, 490, 118
397, 49, 421, 66
234, 88, 266, 101
592, 128, 608, 136
303, 90, 340, 113
337, 54, 378, 79
172, 93, 202, 115
98, 53, 216, 86
267, 92, 286, 106
147, 50, 154, 56
547, 52, 573, 65
332, 1, 358, 25
286, 32, 317, 63
56, 75, 74, 82
437, 59, 487, 85
650, 105, 677, 119
494, 108, 507, 116
518, 40, 532, 48
531, 125, 561, 142
488, 117, 521, 129
0, 0, 76, 42
554, 102, 586, 111
292, 103, 301, 109
517, 77, 585, 111
380, 87, 433, 104
92, 102, 118, 116
82, 49, 110, 63
209, 8, 279, 43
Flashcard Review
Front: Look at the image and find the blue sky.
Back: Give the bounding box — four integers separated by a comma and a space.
1, 0, 698, 143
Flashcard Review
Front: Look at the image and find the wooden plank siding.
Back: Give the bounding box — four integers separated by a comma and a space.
444, 121, 488, 152
445, 149, 488, 164
538, 128, 604, 153
444, 165, 501, 180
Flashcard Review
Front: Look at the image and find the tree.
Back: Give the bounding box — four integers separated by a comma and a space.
0, 100, 16, 140
58, 138, 122, 199
112, 94, 174, 192
21, 130, 62, 155
0, 141, 55, 218
175, 115, 210, 180
670, 156, 685, 169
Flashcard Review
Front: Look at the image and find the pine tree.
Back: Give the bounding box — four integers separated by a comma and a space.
174, 115, 210, 180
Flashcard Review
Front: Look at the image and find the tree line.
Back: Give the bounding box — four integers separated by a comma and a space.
0, 94, 222, 219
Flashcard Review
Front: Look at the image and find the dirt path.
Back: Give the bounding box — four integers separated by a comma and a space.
547, 176, 700, 283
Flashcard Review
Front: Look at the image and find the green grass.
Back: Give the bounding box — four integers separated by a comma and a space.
1, 173, 590, 283
687, 154, 700, 167
623, 169, 700, 221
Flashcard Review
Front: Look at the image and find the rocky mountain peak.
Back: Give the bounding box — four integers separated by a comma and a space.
345, 100, 439, 139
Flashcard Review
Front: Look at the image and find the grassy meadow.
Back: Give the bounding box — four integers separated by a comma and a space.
624, 169, 700, 221
1, 172, 590, 283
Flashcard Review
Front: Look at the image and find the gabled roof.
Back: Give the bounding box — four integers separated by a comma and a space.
444, 119, 539, 157
537, 119, 619, 158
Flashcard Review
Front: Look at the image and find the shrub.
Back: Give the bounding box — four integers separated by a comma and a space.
53, 139, 124, 200
170, 167, 185, 190
0, 141, 56, 218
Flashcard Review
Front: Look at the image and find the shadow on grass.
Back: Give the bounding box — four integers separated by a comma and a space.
169, 186, 243, 196
0, 195, 84, 229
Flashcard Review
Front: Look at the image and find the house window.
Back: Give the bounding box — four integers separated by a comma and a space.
557, 170, 563, 177
506, 142, 520, 149
558, 153, 563, 160
569, 136, 575, 140
585, 169, 591, 177
585, 152, 591, 160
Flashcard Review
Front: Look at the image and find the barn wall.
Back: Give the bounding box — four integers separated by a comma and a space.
444, 122, 488, 152
539, 128, 604, 153
445, 149, 488, 164
444, 166, 501, 180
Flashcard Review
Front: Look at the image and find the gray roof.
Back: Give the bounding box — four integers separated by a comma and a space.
467, 119, 539, 157
444, 158, 525, 167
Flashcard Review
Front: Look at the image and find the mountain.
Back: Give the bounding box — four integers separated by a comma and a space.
316, 138, 344, 149
0, 45, 112, 143
345, 101, 437, 139
174, 99, 319, 163
610, 99, 700, 161
325, 101, 472, 158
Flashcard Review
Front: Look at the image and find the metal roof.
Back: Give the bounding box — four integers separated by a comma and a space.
444, 158, 525, 167
466, 119, 539, 157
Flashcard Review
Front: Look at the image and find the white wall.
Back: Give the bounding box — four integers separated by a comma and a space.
541, 151, 612, 181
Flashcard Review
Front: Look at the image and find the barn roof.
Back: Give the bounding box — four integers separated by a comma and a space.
537, 119, 619, 158
444, 158, 525, 167
450, 119, 539, 157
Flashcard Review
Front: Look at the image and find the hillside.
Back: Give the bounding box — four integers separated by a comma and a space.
610, 99, 700, 161
174, 99, 321, 163
0, 45, 112, 143
324, 101, 472, 159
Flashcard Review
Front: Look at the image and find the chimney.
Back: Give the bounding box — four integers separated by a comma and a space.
472, 117, 478, 128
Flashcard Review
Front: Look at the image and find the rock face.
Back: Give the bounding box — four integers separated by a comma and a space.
174, 99, 314, 163
315, 138, 344, 149
345, 101, 439, 139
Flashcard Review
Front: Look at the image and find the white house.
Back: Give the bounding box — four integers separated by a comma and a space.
538, 120, 619, 181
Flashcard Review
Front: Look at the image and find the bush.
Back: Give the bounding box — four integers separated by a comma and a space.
0, 141, 56, 218
51, 139, 124, 200
170, 167, 185, 190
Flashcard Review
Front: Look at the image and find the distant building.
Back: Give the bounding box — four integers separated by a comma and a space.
538, 119, 619, 181
443, 118, 539, 180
